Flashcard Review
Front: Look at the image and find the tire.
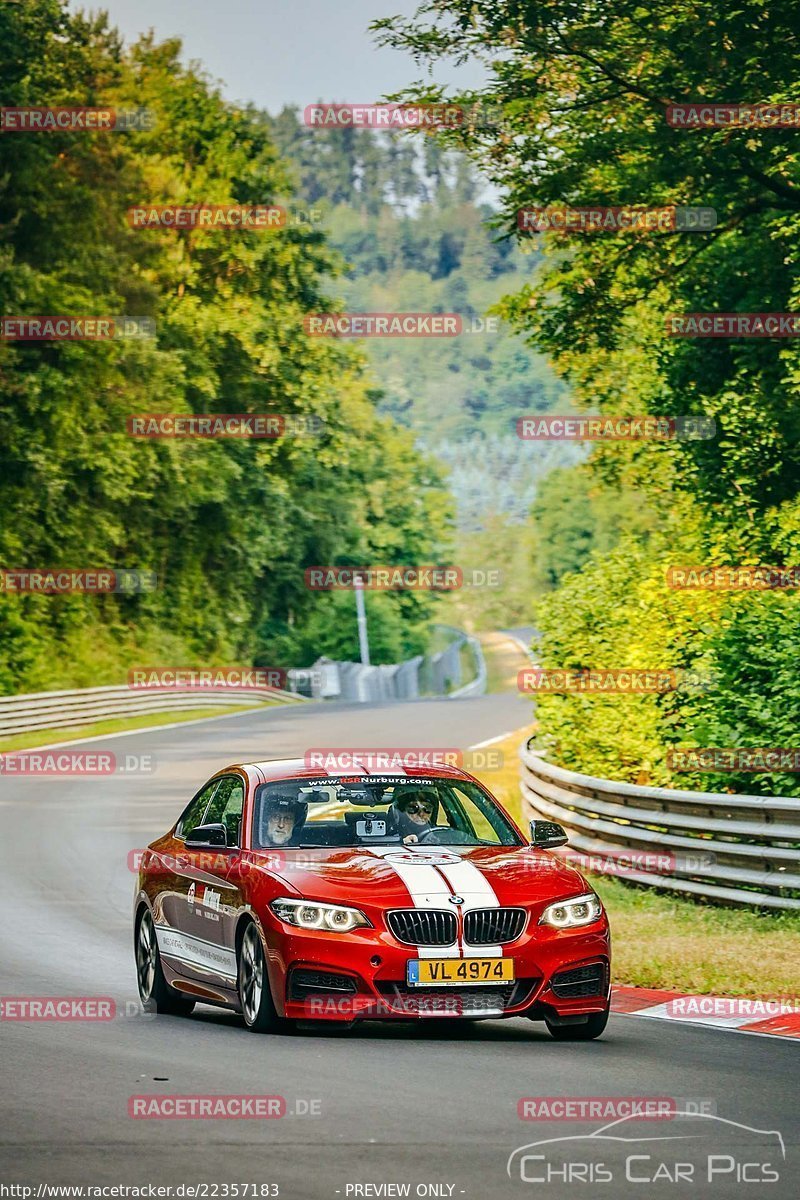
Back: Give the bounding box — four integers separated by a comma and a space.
135, 907, 196, 1016
237, 921, 284, 1033
546, 1007, 609, 1041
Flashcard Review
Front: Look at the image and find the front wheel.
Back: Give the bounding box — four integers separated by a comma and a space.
135, 908, 196, 1016
237, 922, 285, 1033
545, 1007, 609, 1041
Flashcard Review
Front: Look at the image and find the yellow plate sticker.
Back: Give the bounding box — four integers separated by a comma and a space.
408, 957, 515, 986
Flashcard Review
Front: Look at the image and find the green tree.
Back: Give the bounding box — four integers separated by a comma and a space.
374, 0, 800, 527
0, 1, 452, 688
373, 0, 800, 792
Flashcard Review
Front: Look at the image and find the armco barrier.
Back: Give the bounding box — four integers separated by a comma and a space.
520, 741, 800, 911
448, 634, 487, 699
306, 631, 486, 704
0, 683, 306, 739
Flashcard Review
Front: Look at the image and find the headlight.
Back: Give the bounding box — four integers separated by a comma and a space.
270, 897, 372, 933
539, 892, 603, 929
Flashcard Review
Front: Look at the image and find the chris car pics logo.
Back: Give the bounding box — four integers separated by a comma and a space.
507, 1112, 785, 1186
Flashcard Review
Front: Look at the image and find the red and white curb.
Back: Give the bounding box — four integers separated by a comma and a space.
611, 986, 800, 1040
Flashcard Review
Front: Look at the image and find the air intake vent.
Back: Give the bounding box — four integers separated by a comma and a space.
289, 969, 357, 999
464, 907, 526, 945
550, 962, 608, 999
387, 909, 457, 946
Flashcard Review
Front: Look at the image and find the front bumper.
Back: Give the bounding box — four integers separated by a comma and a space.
263, 914, 611, 1021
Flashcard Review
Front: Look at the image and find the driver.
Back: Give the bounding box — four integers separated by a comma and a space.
261, 794, 307, 847
393, 789, 437, 844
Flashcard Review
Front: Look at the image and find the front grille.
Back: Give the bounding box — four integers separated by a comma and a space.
387, 909, 457, 946
289, 969, 358, 999
550, 962, 608, 999
375, 978, 538, 1016
464, 907, 526, 945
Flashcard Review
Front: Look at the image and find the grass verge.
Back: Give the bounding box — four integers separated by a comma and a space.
472, 726, 800, 998
0, 702, 279, 753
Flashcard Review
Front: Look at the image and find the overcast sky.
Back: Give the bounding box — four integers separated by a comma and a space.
73, 0, 485, 114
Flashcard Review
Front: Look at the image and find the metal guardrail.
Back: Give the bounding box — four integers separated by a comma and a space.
305, 628, 487, 704
520, 740, 800, 911
0, 683, 306, 739
448, 634, 487, 699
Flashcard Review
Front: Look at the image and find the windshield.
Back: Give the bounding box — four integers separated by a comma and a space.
252, 775, 522, 850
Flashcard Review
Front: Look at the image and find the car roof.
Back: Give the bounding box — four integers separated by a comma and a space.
232, 757, 476, 784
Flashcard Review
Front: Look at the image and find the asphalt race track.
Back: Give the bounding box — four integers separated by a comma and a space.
1, 695, 797, 1199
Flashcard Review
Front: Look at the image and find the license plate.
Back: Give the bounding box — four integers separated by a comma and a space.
406, 957, 515, 987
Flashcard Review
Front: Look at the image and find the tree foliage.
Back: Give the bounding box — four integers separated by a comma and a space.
377, 0, 800, 790
0, 1, 452, 688
374, 0, 800, 523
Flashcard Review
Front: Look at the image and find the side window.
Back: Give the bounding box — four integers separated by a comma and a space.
447, 786, 503, 844
203, 774, 246, 847
176, 779, 220, 838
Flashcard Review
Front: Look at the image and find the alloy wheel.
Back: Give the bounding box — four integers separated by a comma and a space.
136, 910, 157, 1001
240, 924, 264, 1025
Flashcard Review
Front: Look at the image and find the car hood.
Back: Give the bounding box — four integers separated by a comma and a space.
258, 844, 588, 909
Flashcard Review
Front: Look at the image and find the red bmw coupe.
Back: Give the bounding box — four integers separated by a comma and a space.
134, 760, 611, 1038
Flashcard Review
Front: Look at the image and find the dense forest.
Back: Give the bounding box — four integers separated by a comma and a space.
0, 2, 585, 690
378, 0, 800, 795
0, 2, 459, 688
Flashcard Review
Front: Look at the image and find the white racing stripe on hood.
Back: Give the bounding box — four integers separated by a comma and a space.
436, 858, 502, 957
368, 847, 459, 958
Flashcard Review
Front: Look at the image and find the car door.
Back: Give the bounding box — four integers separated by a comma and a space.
155, 775, 239, 993
154, 776, 219, 938
192, 772, 248, 974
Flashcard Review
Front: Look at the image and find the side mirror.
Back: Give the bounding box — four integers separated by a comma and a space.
530, 819, 568, 849
185, 823, 228, 849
